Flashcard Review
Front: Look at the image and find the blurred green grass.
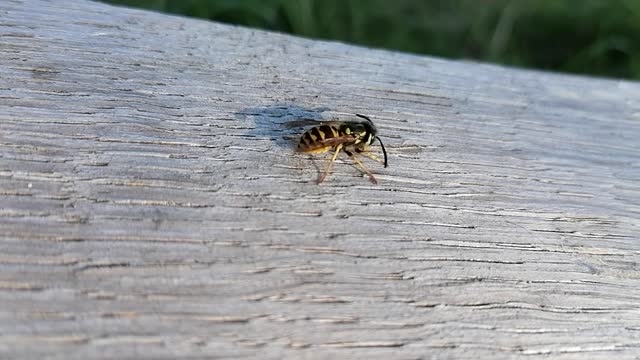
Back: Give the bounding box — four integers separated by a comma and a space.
103, 0, 640, 80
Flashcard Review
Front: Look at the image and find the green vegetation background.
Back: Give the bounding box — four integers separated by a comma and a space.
104, 0, 640, 80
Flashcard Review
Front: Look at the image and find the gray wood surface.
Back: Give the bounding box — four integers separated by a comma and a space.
1, 0, 640, 359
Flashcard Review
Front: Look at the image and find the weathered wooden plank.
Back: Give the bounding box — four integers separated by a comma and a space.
1, 0, 639, 358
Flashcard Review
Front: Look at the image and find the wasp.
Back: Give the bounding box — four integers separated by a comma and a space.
296, 114, 388, 184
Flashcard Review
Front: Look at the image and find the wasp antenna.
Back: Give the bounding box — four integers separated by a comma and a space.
355, 114, 372, 123
376, 136, 388, 168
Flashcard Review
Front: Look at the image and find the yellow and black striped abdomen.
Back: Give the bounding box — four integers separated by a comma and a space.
297, 124, 341, 153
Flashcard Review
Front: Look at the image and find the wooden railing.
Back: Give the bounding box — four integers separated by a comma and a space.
1, 0, 639, 358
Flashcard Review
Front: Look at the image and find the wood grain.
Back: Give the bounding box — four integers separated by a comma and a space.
1, 0, 639, 358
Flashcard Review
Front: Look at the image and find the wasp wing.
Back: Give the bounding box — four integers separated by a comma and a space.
283, 119, 318, 129
283, 118, 349, 129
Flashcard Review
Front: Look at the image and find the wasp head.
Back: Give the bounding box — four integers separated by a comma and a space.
355, 114, 387, 168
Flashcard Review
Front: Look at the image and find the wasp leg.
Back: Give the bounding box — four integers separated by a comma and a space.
355, 148, 385, 166
344, 149, 377, 184
318, 144, 343, 184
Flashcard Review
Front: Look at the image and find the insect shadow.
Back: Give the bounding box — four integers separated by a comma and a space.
236, 104, 330, 149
